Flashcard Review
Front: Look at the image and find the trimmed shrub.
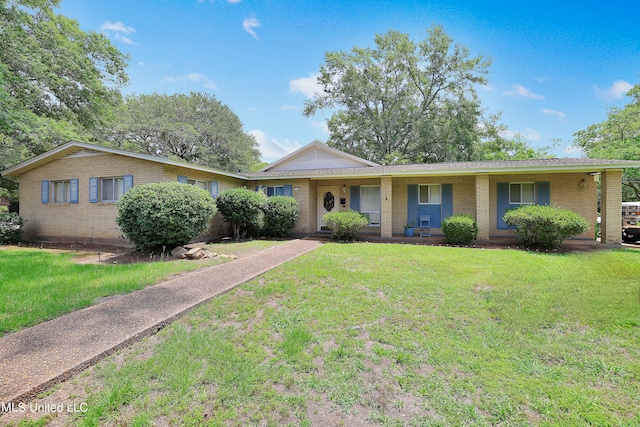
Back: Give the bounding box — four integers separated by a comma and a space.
323, 210, 369, 241
503, 205, 589, 249
442, 214, 478, 245
263, 196, 300, 237
215, 187, 267, 241
0, 211, 23, 244
116, 182, 216, 252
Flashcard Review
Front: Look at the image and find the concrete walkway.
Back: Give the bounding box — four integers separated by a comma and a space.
0, 239, 323, 405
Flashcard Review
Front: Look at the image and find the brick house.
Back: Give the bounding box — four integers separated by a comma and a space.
3, 140, 639, 245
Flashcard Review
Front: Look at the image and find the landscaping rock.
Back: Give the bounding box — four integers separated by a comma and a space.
171, 246, 188, 258
184, 247, 205, 259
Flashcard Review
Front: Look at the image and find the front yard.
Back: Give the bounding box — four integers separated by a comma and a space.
0, 240, 284, 336
4, 243, 640, 426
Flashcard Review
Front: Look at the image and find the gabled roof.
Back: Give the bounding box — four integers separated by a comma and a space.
1, 141, 247, 179
259, 141, 379, 172
245, 157, 640, 179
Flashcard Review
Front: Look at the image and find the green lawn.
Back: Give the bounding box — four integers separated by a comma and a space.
12, 243, 640, 426
0, 240, 284, 337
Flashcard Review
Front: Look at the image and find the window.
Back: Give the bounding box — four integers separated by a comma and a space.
360, 185, 381, 226
187, 179, 208, 191
101, 177, 124, 202
509, 183, 535, 204
264, 185, 284, 197
52, 180, 71, 203
419, 184, 441, 204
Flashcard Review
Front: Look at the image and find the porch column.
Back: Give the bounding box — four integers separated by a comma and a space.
381, 176, 393, 238
600, 169, 622, 245
475, 174, 490, 241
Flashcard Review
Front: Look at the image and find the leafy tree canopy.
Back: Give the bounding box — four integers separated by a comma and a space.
574, 81, 640, 199
105, 92, 260, 173
0, 0, 128, 201
305, 26, 496, 164
0, 0, 128, 159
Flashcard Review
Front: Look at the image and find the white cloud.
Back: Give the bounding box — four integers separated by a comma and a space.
503, 84, 544, 100
113, 33, 135, 45
499, 128, 541, 141
242, 17, 260, 39
524, 128, 541, 140
100, 21, 137, 45
161, 72, 217, 90
499, 129, 515, 139
311, 120, 329, 134
290, 73, 321, 98
227, 0, 241, 3
280, 105, 298, 111
249, 130, 303, 162
100, 21, 136, 34
542, 108, 566, 121
595, 80, 633, 101
564, 145, 584, 157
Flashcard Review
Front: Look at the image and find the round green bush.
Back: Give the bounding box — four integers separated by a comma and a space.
0, 211, 23, 244
263, 196, 300, 237
116, 182, 217, 251
503, 204, 589, 249
215, 187, 266, 241
441, 214, 478, 245
323, 210, 369, 241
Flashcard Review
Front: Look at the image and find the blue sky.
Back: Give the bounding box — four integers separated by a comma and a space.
58, 0, 640, 163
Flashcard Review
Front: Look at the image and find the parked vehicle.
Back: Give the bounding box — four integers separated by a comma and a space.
622, 202, 640, 242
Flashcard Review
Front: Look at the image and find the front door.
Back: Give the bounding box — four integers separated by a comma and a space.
317, 186, 340, 230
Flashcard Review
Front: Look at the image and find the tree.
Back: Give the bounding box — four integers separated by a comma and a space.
0, 0, 128, 158
573, 82, 640, 200
105, 92, 260, 172
0, 0, 128, 201
304, 26, 492, 164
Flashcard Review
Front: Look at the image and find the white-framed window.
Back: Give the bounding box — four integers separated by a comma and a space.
360, 185, 381, 226
187, 179, 209, 191
52, 180, 71, 203
101, 177, 124, 202
510, 183, 535, 204
264, 185, 284, 197
419, 184, 441, 204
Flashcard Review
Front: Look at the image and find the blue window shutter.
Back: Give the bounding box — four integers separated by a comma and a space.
536, 182, 550, 206
442, 184, 453, 219
283, 184, 293, 197
41, 180, 49, 204
70, 179, 79, 203
209, 181, 218, 197
89, 177, 98, 203
407, 184, 418, 226
497, 182, 510, 229
350, 186, 360, 211
123, 175, 133, 193
177, 175, 188, 184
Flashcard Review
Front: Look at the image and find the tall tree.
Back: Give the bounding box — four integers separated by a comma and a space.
107, 93, 260, 172
0, 0, 128, 159
574, 82, 640, 200
304, 26, 492, 164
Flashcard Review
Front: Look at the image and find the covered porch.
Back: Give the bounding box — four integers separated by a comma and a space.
310, 169, 622, 245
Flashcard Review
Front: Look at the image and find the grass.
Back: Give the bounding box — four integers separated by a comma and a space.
0, 240, 283, 336
9, 243, 640, 426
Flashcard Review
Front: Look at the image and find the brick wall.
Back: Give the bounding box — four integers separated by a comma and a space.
489, 173, 597, 240
19, 153, 243, 244
253, 178, 312, 235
